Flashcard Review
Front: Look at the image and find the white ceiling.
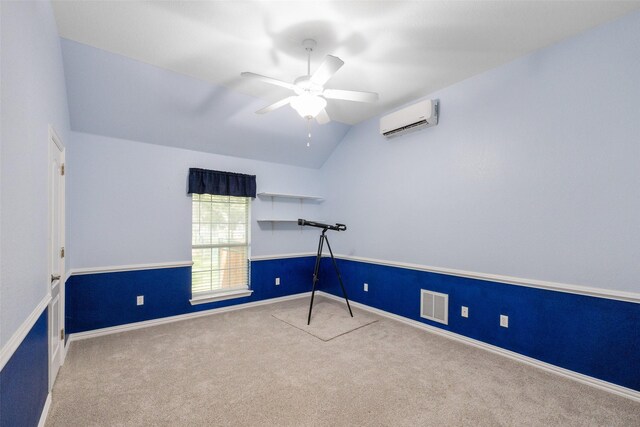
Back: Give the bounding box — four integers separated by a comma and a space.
52, 1, 640, 126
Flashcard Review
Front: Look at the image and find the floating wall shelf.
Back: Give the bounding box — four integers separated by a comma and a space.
257, 192, 324, 202
256, 219, 325, 224
256, 192, 324, 232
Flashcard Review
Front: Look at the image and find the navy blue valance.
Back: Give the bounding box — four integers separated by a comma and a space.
188, 168, 256, 198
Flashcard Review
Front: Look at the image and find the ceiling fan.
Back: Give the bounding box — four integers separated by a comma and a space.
241, 39, 378, 125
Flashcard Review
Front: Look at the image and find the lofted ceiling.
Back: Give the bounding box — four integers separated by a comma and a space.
52, 1, 640, 167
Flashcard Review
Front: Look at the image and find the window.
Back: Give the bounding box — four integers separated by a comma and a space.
191, 193, 251, 302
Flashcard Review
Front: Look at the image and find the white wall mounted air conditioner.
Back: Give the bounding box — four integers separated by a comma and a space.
379, 99, 439, 138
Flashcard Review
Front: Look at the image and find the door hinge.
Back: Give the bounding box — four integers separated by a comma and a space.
60, 329, 65, 340
60, 163, 65, 176
60, 247, 65, 258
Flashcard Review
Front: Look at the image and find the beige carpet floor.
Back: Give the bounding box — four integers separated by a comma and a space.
47, 296, 639, 426
272, 299, 377, 341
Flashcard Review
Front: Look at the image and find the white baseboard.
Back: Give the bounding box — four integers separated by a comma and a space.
68, 292, 311, 342
38, 393, 52, 427
318, 291, 640, 402
61, 334, 68, 364
64, 338, 70, 363
0, 293, 51, 371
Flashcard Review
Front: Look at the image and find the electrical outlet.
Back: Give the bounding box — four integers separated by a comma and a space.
363, 283, 368, 292
137, 295, 144, 306
461, 306, 468, 318
275, 277, 280, 286
500, 314, 509, 328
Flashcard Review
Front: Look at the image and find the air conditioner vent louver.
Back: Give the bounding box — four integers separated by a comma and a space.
382, 119, 429, 137
420, 289, 448, 325
380, 99, 439, 138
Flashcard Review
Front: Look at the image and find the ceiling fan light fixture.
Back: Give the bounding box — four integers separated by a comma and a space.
243, 38, 378, 126
290, 94, 327, 119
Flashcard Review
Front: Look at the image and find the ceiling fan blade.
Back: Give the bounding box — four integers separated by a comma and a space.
255, 97, 294, 114
316, 108, 331, 124
241, 72, 295, 90
310, 55, 344, 86
323, 89, 379, 103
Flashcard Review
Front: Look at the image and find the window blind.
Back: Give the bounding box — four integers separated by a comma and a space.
191, 194, 250, 295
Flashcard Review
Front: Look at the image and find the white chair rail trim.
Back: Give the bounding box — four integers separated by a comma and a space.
333, 254, 640, 304
0, 293, 51, 371
68, 261, 193, 276
250, 253, 316, 261
65, 255, 640, 302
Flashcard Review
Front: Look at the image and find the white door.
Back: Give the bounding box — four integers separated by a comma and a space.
48, 127, 65, 389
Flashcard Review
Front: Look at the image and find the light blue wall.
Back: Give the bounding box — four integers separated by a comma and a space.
60, 39, 351, 169
67, 132, 324, 270
320, 10, 640, 294
1, 1, 69, 425
0, 0, 69, 347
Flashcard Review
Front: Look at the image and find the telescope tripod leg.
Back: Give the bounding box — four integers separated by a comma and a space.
324, 236, 353, 317
307, 234, 325, 325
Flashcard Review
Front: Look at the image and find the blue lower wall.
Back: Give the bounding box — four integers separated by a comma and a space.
66, 257, 315, 334
66, 255, 640, 393
319, 258, 640, 391
0, 308, 49, 427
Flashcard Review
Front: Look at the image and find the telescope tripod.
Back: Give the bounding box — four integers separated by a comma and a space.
307, 228, 353, 325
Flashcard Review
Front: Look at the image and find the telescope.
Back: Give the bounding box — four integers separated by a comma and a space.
298, 218, 353, 325
297, 219, 347, 232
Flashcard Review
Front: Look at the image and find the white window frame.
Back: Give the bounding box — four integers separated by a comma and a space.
190, 194, 253, 305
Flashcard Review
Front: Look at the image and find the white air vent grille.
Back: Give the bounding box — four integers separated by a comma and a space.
420, 289, 448, 325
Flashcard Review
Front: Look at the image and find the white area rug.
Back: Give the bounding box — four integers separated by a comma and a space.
272, 297, 378, 341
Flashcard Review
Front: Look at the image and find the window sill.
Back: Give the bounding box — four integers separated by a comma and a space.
189, 289, 254, 305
